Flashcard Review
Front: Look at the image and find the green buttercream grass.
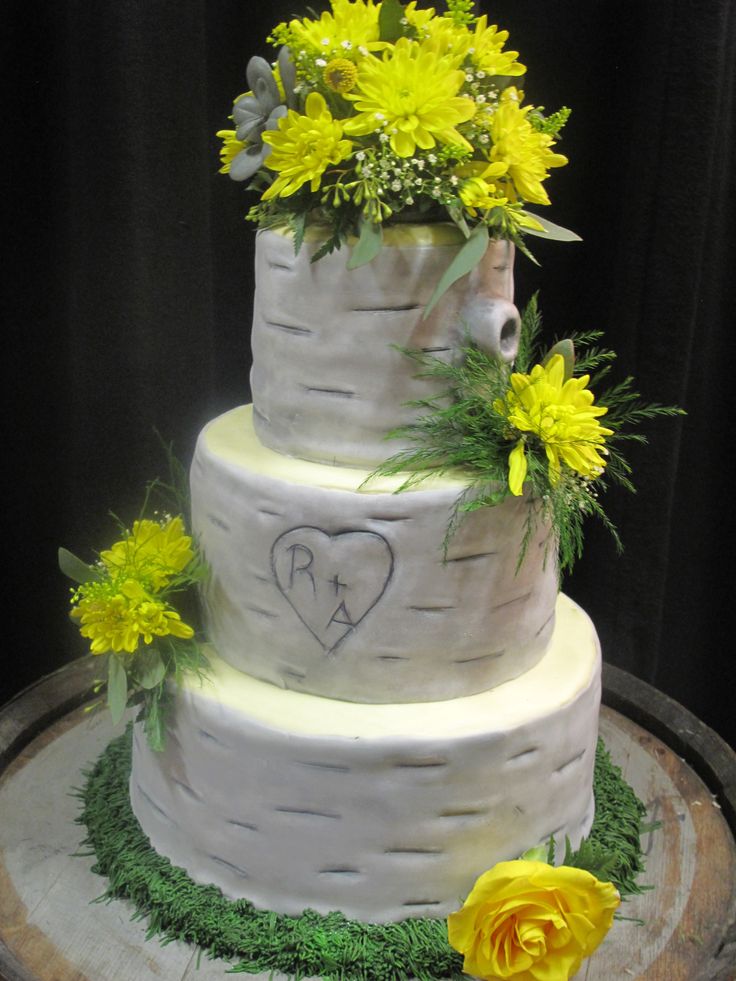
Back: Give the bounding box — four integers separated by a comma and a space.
76, 730, 648, 981
368, 295, 685, 573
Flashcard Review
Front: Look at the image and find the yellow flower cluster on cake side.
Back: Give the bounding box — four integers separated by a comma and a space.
71, 578, 194, 655
70, 515, 196, 656
100, 516, 194, 590
62, 500, 208, 747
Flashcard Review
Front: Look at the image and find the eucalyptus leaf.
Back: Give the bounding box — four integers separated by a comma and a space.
523, 213, 582, 242
423, 223, 489, 319
378, 0, 406, 42
58, 547, 102, 584
134, 647, 167, 690
446, 206, 470, 239
107, 655, 128, 725
347, 219, 383, 270
543, 338, 575, 380
144, 692, 167, 752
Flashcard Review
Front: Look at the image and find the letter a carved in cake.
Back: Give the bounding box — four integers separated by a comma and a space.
326, 600, 356, 630
271, 527, 394, 654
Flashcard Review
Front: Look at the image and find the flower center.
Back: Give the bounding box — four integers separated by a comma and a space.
323, 58, 358, 93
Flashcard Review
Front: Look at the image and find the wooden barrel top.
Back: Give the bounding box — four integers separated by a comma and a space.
1, 659, 735, 981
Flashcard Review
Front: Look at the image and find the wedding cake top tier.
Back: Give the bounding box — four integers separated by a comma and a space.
250, 225, 521, 468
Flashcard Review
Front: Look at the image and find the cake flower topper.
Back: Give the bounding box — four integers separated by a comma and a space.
447, 856, 620, 980
217, 0, 578, 306
59, 488, 208, 750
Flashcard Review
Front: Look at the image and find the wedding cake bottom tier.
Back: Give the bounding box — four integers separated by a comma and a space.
130, 594, 600, 924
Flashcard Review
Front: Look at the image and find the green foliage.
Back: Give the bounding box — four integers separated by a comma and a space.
370, 297, 684, 573
77, 731, 650, 979
530, 106, 572, 137
379, 0, 411, 42
571, 741, 654, 899
106, 655, 128, 725
445, 0, 477, 27
347, 218, 384, 269
423, 223, 489, 317
523, 212, 583, 242
58, 547, 102, 585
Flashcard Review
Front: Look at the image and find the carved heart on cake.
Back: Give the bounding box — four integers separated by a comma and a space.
271, 527, 394, 654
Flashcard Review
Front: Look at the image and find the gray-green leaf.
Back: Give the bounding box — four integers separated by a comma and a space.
523, 213, 582, 242
347, 219, 383, 270
107, 655, 128, 725
423, 223, 489, 318
134, 648, 167, 690
144, 692, 167, 752
58, 547, 102, 584
543, 338, 575, 380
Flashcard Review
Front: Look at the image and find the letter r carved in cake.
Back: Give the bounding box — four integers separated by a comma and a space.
271, 527, 394, 654
286, 543, 317, 595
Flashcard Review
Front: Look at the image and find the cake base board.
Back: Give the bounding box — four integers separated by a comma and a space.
2, 681, 735, 981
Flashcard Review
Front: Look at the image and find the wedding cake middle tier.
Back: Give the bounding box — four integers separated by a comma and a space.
191, 405, 559, 703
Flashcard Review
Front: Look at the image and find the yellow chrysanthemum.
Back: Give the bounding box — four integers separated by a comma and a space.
343, 37, 476, 158
407, 12, 524, 76
216, 129, 247, 174
457, 172, 545, 231
287, 0, 382, 56
410, 14, 469, 65
469, 16, 526, 77
493, 354, 613, 495
71, 579, 194, 655
458, 170, 508, 213
261, 92, 353, 200
485, 88, 568, 205
101, 516, 194, 591
403, 1, 437, 33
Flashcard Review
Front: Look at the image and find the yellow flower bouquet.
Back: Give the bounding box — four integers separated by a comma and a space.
60, 480, 208, 750
218, 0, 577, 288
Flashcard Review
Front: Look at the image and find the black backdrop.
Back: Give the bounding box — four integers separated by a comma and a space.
3, 0, 734, 746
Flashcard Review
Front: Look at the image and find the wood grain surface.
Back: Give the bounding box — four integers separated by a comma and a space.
1, 662, 735, 981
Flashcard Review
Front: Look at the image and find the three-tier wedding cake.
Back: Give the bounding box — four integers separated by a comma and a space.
129, 225, 602, 923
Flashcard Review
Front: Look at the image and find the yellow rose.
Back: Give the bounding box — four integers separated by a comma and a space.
447, 860, 620, 980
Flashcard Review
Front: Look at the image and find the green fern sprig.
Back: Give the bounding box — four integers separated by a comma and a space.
515, 292, 544, 371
